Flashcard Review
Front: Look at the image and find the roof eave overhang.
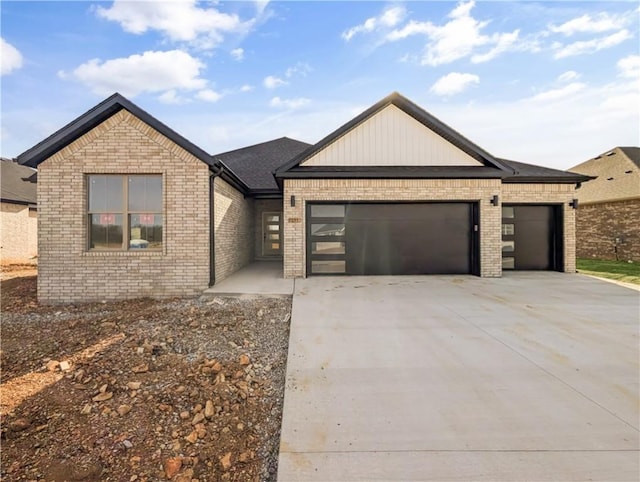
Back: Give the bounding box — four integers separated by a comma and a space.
502, 175, 592, 184
274, 170, 504, 180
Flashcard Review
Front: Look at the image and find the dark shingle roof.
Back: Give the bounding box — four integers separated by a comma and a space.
500, 158, 592, 183
1, 158, 37, 205
214, 137, 311, 191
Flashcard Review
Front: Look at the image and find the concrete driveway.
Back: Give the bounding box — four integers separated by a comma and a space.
278, 273, 639, 481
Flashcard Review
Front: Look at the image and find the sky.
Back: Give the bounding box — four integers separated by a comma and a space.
1, 0, 639, 170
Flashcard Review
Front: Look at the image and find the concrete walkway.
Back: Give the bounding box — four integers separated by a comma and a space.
202, 260, 293, 297
278, 273, 640, 481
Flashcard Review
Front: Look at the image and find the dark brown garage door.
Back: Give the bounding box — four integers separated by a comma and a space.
501, 205, 563, 270
307, 202, 478, 276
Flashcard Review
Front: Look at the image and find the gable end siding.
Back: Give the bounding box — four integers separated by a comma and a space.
38, 110, 210, 303
301, 105, 482, 167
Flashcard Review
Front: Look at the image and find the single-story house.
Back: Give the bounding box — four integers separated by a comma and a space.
570, 147, 640, 262
1, 158, 38, 264
17, 92, 590, 303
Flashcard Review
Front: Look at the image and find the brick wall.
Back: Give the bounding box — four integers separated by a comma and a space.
576, 199, 640, 262
253, 199, 283, 260
213, 177, 254, 282
0, 202, 37, 263
283, 179, 503, 278
38, 110, 210, 303
502, 183, 577, 272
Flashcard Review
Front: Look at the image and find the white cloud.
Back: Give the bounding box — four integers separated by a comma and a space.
60, 50, 207, 97
269, 96, 310, 109
158, 89, 189, 105
285, 62, 312, 78
529, 82, 587, 102
263, 75, 288, 89
230, 48, 244, 61
430, 72, 480, 96
240, 84, 254, 92
553, 29, 632, 59
196, 89, 223, 103
471, 30, 520, 63
557, 70, 580, 83
95, 0, 250, 49
342, 5, 406, 41
384, 1, 522, 66
617, 54, 640, 79
549, 12, 630, 36
1, 38, 23, 76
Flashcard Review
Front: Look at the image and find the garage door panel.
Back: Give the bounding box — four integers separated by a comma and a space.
344, 203, 472, 275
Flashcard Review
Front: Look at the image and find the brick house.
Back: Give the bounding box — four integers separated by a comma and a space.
1, 158, 38, 263
570, 147, 640, 262
17, 92, 589, 303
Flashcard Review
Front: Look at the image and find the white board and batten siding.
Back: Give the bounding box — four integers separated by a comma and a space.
301, 105, 483, 167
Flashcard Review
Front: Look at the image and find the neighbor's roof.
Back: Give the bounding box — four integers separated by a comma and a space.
569, 147, 640, 203
500, 159, 592, 184
214, 137, 311, 192
275, 91, 515, 177
1, 158, 37, 205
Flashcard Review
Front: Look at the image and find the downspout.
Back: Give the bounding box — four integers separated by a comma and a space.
209, 163, 224, 286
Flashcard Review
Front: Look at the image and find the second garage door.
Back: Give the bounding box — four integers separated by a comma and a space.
307, 202, 478, 276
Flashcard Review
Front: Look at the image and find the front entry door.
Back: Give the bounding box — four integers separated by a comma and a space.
262, 212, 282, 256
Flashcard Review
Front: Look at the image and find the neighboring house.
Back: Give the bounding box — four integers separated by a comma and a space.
17, 92, 590, 303
1, 158, 38, 264
570, 147, 640, 262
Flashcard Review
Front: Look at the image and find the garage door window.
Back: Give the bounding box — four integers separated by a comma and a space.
307, 204, 346, 274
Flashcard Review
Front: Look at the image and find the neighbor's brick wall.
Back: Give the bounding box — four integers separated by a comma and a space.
576, 199, 640, 262
214, 177, 254, 282
253, 199, 283, 260
38, 110, 210, 303
502, 183, 577, 273
0, 202, 37, 263
283, 179, 502, 278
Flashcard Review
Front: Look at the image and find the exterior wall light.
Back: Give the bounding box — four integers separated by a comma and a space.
290, 195, 296, 207
490, 195, 500, 206
569, 199, 579, 209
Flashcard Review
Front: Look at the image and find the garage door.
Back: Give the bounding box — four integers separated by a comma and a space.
307, 203, 477, 276
501, 205, 563, 270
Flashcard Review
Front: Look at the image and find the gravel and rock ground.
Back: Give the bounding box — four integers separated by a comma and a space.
1, 265, 292, 481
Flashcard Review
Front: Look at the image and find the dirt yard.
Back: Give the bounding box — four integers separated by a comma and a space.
0, 265, 292, 481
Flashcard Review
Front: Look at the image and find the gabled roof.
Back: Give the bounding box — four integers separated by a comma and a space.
275, 92, 515, 178
1, 158, 37, 205
17, 93, 214, 169
500, 159, 592, 184
214, 137, 310, 192
569, 147, 640, 203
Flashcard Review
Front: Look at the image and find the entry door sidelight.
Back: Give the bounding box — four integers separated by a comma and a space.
262, 212, 282, 256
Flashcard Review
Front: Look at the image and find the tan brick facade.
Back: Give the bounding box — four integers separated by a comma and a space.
576, 199, 640, 262
37, 110, 210, 303
1, 202, 37, 263
501, 183, 577, 273
283, 179, 503, 278
213, 177, 254, 282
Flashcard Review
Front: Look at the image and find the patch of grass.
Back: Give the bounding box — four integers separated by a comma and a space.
577, 258, 640, 285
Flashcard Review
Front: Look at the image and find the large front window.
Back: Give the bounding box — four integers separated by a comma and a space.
88, 175, 163, 250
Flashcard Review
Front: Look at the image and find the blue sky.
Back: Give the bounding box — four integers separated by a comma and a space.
1, 1, 639, 169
